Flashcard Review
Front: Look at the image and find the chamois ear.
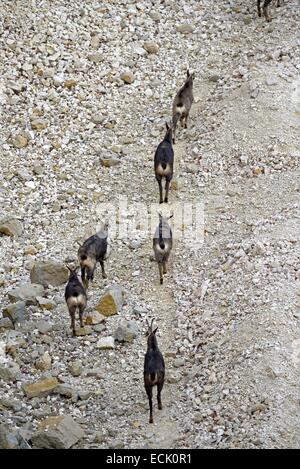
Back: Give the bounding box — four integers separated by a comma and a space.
67, 265, 73, 273
165, 122, 170, 131
187, 69, 190, 78
153, 327, 158, 335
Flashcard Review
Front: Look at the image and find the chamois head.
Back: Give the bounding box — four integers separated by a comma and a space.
67, 265, 80, 281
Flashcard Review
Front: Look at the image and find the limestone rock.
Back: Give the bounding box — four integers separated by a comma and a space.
114, 320, 139, 343
7, 284, 44, 305
30, 261, 69, 287
95, 285, 124, 316
120, 71, 135, 84
23, 377, 59, 398
31, 415, 84, 449
0, 218, 23, 237
96, 336, 115, 349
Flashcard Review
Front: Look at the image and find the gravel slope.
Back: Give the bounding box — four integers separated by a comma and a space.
0, 0, 299, 449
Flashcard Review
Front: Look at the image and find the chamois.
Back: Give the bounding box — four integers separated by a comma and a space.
154, 123, 174, 204
172, 69, 195, 144
78, 222, 108, 289
153, 213, 173, 284
144, 319, 165, 424
65, 266, 87, 336
257, 0, 283, 22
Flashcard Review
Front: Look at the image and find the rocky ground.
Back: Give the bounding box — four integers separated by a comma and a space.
0, 0, 299, 449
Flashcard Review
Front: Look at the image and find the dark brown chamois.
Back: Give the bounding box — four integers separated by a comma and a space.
154, 123, 174, 204
172, 69, 195, 144
257, 0, 283, 22
153, 213, 173, 284
64, 266, 87, 336
144, 319, 165, 424
78, 222, 108, 289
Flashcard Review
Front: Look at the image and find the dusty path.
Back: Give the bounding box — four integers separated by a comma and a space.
0, 0, 299, 449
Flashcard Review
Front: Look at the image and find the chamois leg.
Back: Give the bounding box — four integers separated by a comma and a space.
69, 306, 76, 336
172, 114, 179, 144
156, 175, 163, 204
157, 382, 164, 410
81, 267, 85, 283
146, 385, 154, 423
257, 0, 261, 17
162, 261, 167, 275
100, 260, 107, 279
79, 305, 84, 328
158, 262, 164, 285
184, 114, 189, 129
164, 179, 170, 203
263, 0, 272, 21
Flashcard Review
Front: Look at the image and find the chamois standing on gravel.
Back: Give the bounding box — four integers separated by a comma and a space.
65, 266, 87, 336
257, 0, 283, 22
78, 222, 108, 289
153, 213, 173, 285
172, 69, 195, 144
144, 319, 165, 424
154, 123, 174, 204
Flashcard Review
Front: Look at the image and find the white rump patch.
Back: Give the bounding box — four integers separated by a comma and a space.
156, 163, 171, 176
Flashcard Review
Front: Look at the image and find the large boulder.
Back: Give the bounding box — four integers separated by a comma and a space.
95, 285, 124, 316
7, 283, 44, 305
30, 261, 69, 287
114, 320, 139, 343
31, 415, 84, 449
3, 301, 28, 323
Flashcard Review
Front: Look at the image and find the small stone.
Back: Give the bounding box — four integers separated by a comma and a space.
0, 424, 19, 449
171, 179, 180, 190
36, 320, 53, 334
96, 285, 124, 316
68, 360, 82, 377
90, 35, 100, 49
12, 134, 28, 149
84, 311, 105, 325
74, 326, 93, 336
208, 73, 220, 83
88, 52, 102, 63
64, 79, 77, 89
0, 317, 14, 331
166, 373, 181, 384
253, 167, 263, 176
36, 297, 56, 311
31, 415, 84, 449
266, 78, 277, 86
96, 336, 115, 349
243, 16, 252, 25
54, 385, 78, 400
35, 352, 52, 371
176, 23, 194, 34
100, 155, 121, 167
143, 42, 159, 54
239, 155, 248, 165
0, 218, 23, 237
120, 71, 135, 84
23, 377, 59, 398
0, 362, 21, 383
31, 119, 47, 131
24, 246, 37, 255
